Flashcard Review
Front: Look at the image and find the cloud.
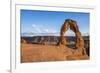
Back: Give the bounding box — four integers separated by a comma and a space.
43, 28, 57, 33
44, 29, 49, 32
32, 24, 42, 33
32, 24, 36, 28
32, 24, 57, 34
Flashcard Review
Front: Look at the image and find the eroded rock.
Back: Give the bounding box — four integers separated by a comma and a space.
58, 19, 87, 56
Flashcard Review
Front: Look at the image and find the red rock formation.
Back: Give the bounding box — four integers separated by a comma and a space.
58, 19, 87, 55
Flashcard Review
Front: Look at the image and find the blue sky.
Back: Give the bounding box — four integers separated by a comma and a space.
21, 9, 90, 36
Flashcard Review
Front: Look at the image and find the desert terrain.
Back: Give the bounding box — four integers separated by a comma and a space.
21, 36, 89, 63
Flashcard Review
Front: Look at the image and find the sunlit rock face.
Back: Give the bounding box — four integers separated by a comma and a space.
58, 19, 87, 55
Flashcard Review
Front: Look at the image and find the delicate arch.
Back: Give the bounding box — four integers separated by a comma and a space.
58, 19, 86, 55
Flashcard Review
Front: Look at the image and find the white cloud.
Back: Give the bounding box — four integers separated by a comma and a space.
45, 29, 49, 32
64, 30, 75, 36
32, 24, 57, 34
32, 24, 42, 33
32, 24, 36, 28
43, 28, 57, 33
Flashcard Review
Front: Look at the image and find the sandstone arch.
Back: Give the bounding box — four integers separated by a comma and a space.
58, 19, 86, 55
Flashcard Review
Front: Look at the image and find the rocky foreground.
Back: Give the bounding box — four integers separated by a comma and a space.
21, 43, 89, 63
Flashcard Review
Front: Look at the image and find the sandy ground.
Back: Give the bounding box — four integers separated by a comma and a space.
21, 43, 89, 63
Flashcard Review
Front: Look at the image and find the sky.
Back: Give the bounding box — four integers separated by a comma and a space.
21, 9, 90, 36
